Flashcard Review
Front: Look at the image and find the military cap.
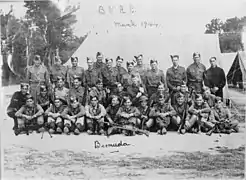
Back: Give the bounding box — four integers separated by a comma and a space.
202, 86, 210, 92
126, 61, 134, 66
26, 94, 34, 101
123, 96, 131, 103
134, 54, 143, 59
20, 80, 29, 88
170, 55, 179, 59
180, 81, 187, 87
158, 94, 165, 100
86, 57, 93, 62
209, 56, 216, 61
71, 56, 78, 62
96, 52, 103, 57
73, 75, 81, 81
157, 81, 165, 87
150, 59, 158, 64
56, 76, 64, 81
131, 73, 139, 78
215, 96, 222, 103
90, 95, 99, 101
195, 93, 203, 99
139, 95, 148, 102
193, 52, 201, 58
40, 85, 47, 92
70, 96, 78, 103
34, 55, 41, 61
176, 92, 184, 99
105, 58, 113, 63
116, 56, 124, 62
96, 78, 103, 84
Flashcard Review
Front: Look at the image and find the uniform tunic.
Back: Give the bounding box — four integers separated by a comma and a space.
188, 102, 211, 118
113, 66, 127, 82
66, 66, 85, 88
121, 71, 140, 90
93, 62, 107, 74
68, 86, 86, 105
203, 94, 217, 108
106, 104, 121, 122
166, 66, 187, 92
101, 67, 118, 90
54, 87, 69, 103
116, 106, 140, 125
15, 104, 44, 118
145, 69, 166, 96
204, 66, 226, 98
36, 94, 52, 111
133, 64, 149, 83
126, 83, 147, 106
186, 62, 206, 93
84, 68, 102, 88
62, 104, 85, 119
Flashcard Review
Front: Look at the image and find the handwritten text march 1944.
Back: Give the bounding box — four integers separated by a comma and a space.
94, 140, 131, 149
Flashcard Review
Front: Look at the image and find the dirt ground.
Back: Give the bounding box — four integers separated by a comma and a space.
1, 86, 245, 180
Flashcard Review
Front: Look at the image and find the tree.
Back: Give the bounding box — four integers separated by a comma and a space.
205, 18, 224, 34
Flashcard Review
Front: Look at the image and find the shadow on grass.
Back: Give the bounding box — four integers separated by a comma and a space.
4, 145, 245, 179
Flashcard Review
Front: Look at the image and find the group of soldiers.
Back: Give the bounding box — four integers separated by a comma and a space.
7, 52, 240, 136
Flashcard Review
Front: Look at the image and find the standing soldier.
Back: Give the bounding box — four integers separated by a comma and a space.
116, 96, 141, 136
68, 75, 86, 105
49, 56, 67, 88
53, 76, 69, 105
145, 59, 166, 97
15, 95, 45, 135
101, 58, 118, 93
93, 52, 107, 74
113, 56, 127, 82
45, 96, 67, 134
133, 54, 149, 83
186, 52, 206, 93
121, 61, 140, 90
26, 55, 50, 102
61, 96, 86, 135
149, 94, 176, 135
204, 57, 226, 98
85, 96, 107, 135
166, 55, 187, 105
7, 82, 29, 131
66, 57, 85, 88
84, 57, 102, 89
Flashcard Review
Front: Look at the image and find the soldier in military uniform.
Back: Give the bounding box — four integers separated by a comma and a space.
61, 96, 86, 135
126, 73, 147, 106
85, 96, 106, 135
186, 52, 206, 93
84, 57, 102, 89
15, 95, 45, 135
133, 54, 149, 83
116, 96, 141, 136
211, 97, 239, 133
171, 93, 189, 133
45, 96, 67, 134
121, 61, 140, 89
113, 82, 128, 105
145, 59, 166, 97
93, 52, 107, 74
88, 79, 107, 106
68, 75, 86, 105
36, 85, 52, 112
7, 82, 29, 131
166, 55, 187, 105
101, 58, 118, 93
202, 86, 217, 108
184, 94, 211, 133
149, 82, 169, 106
204, 57, 226, 98
138, 95, 153, 130
49, 56, 67, 87
66, 57, 85, 88
172, 82, 193, 106
113, 56, 127, 82
149, 94, 176, 135
53, 76, 69, 105
26, 55, 50, 102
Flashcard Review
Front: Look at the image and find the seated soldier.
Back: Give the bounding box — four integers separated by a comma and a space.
171, 93, 189, 134
116, 96, 141, 136
61, 96, 86, 135
105, 95, 121, 135
45, 96, 67, 134
149, 94, 176, 135
113, 82, 128, 105
138, 95, 153, 130
203, 86, 217, 108
172, 82, 193, 106
85, 96, 106, 135
184, 94, 211, 133
88, 79, 107, 107
126, 73, 147, 106
149, 82, 169, 106
68, 75, 86, 105
211, 97, 239, 133
53, 76, 69, 104
37, 85, 52, 112
7, 82, 29, 131
15, 95, 45, 135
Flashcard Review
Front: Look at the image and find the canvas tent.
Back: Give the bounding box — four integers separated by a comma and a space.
227, 51, 246, 89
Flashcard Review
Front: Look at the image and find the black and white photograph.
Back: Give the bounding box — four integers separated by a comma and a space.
1, 0, 245, 179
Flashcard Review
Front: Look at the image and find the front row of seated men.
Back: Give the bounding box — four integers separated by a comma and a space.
7, 80, 239, 136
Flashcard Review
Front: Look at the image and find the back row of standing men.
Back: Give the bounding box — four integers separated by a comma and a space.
7, 51, 239, 136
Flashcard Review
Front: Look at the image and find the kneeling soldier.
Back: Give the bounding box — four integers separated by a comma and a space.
138, 95, 153, 130
45, 96, 67, 134
185, 94, 211, 133
61, 96, 86, 135
85, 96, 107, 135
171, 93, 189, 133
211, 97, 239, 134
149, 94, 175, 135
116, 96, 141, 136
15, 95, 45, 135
